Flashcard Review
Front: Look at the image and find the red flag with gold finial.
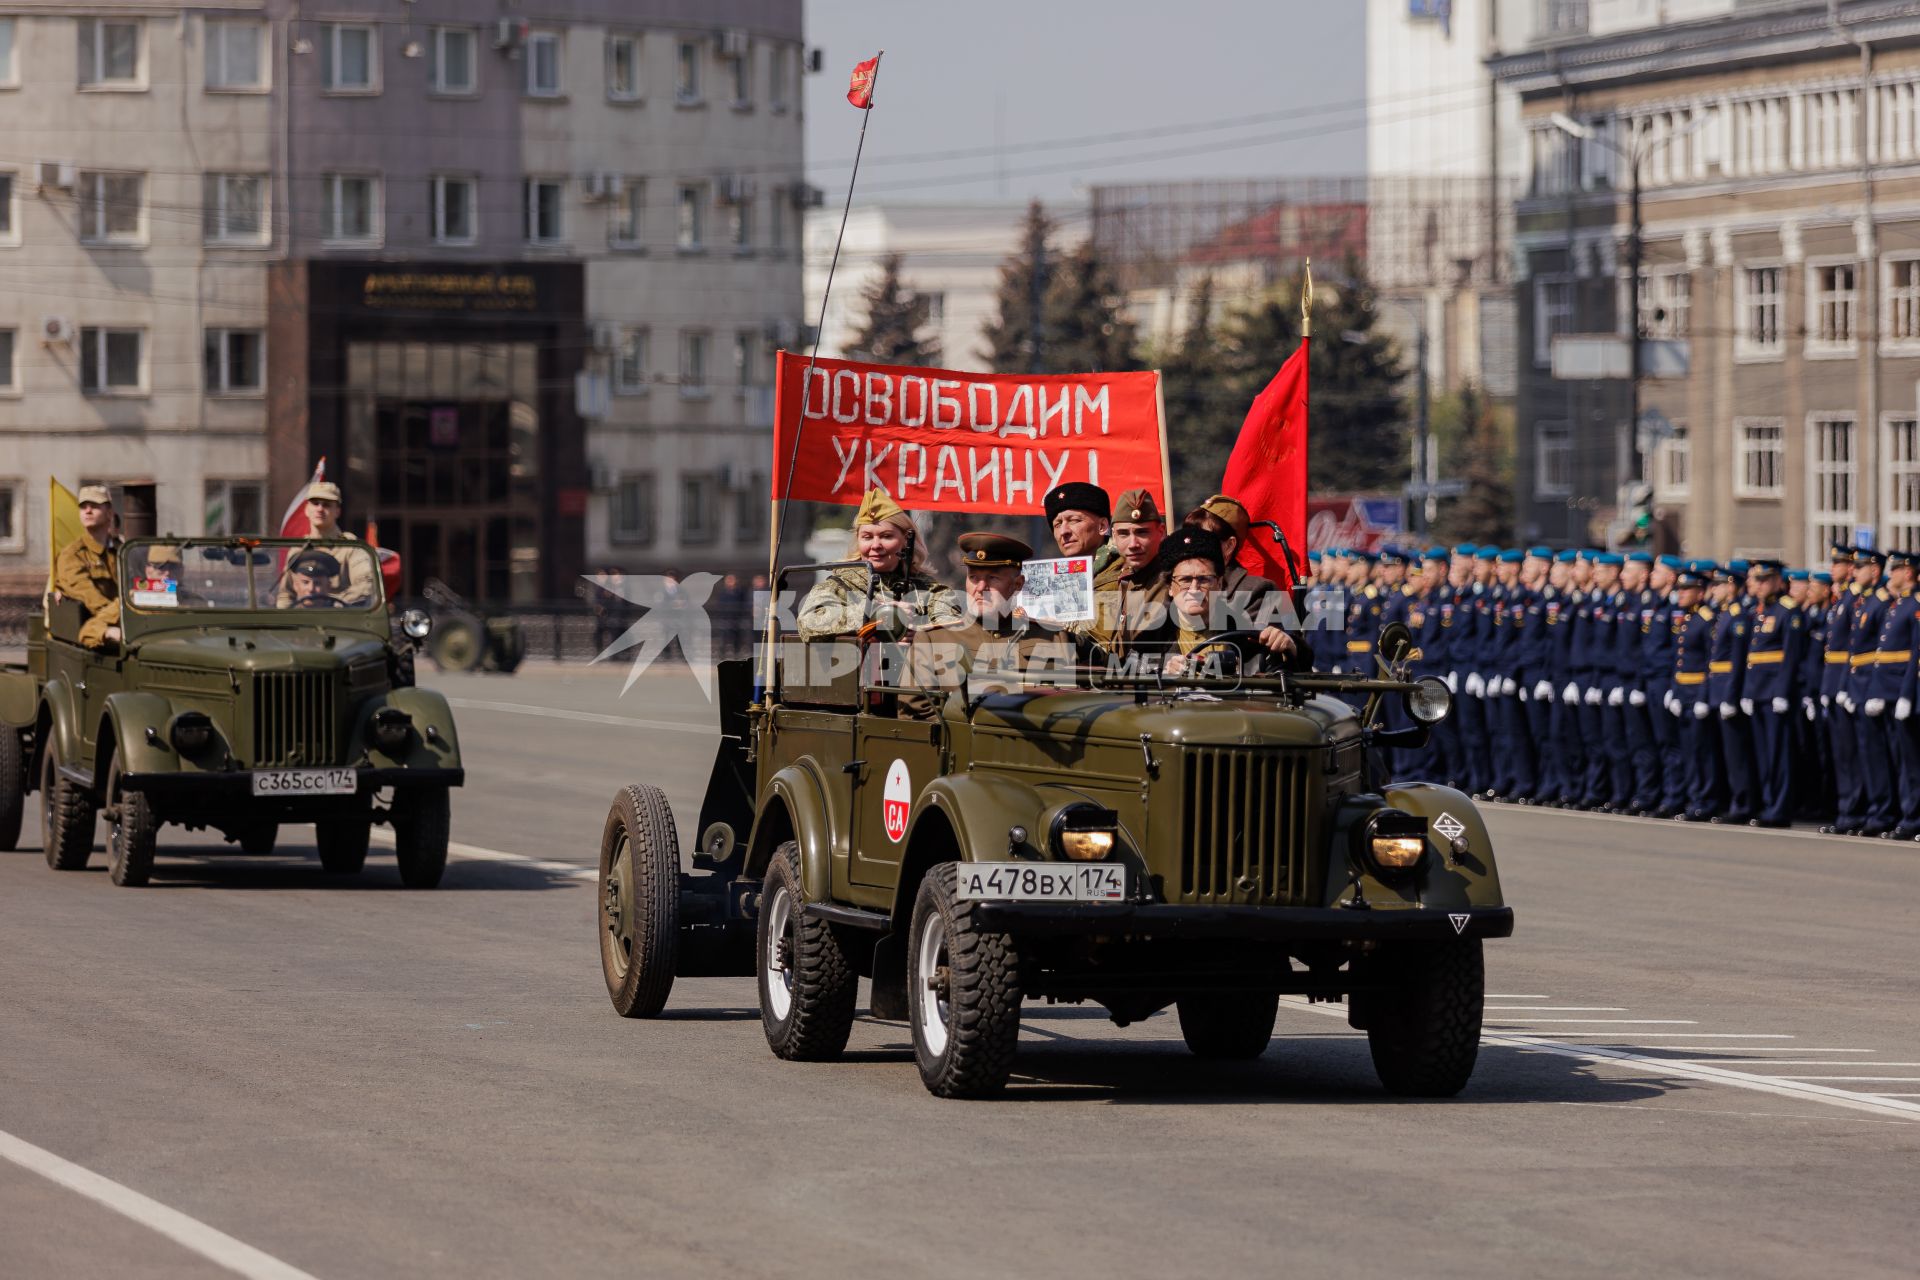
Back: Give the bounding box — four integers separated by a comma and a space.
847, 55, 879, 109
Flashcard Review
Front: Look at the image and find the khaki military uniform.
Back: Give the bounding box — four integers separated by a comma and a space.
798, 565, 964, 641
274, 537, 378, 608
53, 532, 122, 648
898, 618, 1078, 720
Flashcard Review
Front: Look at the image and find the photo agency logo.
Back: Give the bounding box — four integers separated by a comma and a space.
586, 573, 722, 697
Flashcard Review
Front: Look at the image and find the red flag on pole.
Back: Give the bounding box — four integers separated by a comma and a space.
1220, 340, 1309, 589
279, 457, 327, 537
847, 55, 879, 109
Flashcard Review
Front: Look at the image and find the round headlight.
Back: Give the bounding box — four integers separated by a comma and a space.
1406, 676, 1453, 725
1049, 803, 1120, 862
402, 608, 433, 640
370, 706, 412, 750
170, 710, 213, 752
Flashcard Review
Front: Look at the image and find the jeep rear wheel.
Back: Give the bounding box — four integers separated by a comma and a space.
1176, 990, 1279, 1060
316, 808, 371, 875
40, 738, 96, 871
908, 864, 1022, 1099
757, 842, 857, 1060
0, 728, 25, 852
1363, 939, 1484, 1098
392, 786, 450, 889
106, 764, 157, 888
599, 784, 679, 1017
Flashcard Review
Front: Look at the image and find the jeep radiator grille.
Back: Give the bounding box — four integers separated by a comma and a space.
251, 672, 336, 766
1179, 747, 1313, 905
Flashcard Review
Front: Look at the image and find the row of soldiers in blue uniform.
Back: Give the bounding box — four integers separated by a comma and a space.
1301, 541, 1920, 837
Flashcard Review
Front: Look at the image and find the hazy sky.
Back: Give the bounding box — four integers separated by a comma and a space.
803, 0, 1368, 207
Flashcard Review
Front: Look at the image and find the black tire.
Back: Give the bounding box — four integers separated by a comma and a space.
430, 619, 483, 673
239, 822, 278, 855
315, 808, 370, 875
40, 736, 96, 872
1176, 990, 1279, 1060
106, 764, 157, 888
599, 784, 680, 1017
392, 786, 450, 889
1363, 939, 1485, 1097
757, 842, 858, 1060
907, 864, 1023, 1098
0, 728, 25, 852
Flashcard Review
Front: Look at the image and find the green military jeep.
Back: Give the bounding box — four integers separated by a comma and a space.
0, 537, 463, 887
593, 579, 1512, 1099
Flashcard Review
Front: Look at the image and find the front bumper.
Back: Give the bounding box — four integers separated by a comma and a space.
119, 766, 465, 801
969, 901, 1514, 942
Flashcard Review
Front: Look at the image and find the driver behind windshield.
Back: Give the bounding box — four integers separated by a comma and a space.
1143, 528, 1309, 676
281, 550, 348, 609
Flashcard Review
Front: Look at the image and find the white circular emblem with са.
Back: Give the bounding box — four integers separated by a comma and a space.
882, 759, 912, 842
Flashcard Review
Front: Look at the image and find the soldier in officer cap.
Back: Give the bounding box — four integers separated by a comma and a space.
282, 549, 348, 608
900, 531, 1074, 719
275, 480, 377, 607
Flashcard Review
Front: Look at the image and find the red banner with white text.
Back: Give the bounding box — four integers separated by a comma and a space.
772, 352, 1170, 516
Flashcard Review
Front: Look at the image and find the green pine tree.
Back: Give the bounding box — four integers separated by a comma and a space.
1427, 384, 1515, 546
1160, 275, 1236, 509
844, 253, 941, 366
1043, 237, 1140, 373
980, 200, 1058, 372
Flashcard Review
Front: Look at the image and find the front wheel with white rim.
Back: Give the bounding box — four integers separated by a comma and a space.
756, 841, 857, 1061
907, 864, 1023, 1099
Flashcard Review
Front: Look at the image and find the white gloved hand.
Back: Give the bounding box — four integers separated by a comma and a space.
1629, 689, 1646, 707
1866, 697, 1887, 717
1838, 690, 1857, 713
1739, 697, 1754, 717
1517, 684, 1529, 703
1465, 672, 1486, 696
1821, 694, 1831, 709
1693, 701, 1710, 719
1562, 682, 1579, 705
1804, 698, 1816, 722
1443, 671, 1458, 693
1584, 686, 1602, 705
1663, 690, 1678, 715
1773, 696, 1789, 715
1534, 680, 1554, 702
1501, 677, 1517, 696
1607, 687, 1624, 706
1719, 702, 1737, 719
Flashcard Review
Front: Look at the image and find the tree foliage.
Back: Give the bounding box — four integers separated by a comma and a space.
981, 201, 1138, 374
844, 252, 941, 367
1427, 384, 1515, 547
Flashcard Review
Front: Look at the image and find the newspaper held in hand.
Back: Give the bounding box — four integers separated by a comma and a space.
1017, 557, 1095, 625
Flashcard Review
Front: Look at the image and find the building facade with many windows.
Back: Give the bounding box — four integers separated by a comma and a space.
0, 0, 806, 599
1493, 0, 1920, 559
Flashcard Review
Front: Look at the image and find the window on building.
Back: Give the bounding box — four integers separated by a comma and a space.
0, 19, 16, 88
1637, 270, 1690, 338
729, 45, 751, 105
733, 330, 762, 390
433, 175, 477, 244
525, 31, 561, 96
0, 327, 15, 388
1804, 89, 1859, 170
206, 20, 265, 90
1735, 418, 1786, 499
1808, 261, 1859, 352
79, 171, 143, 244
79, 18, 141, 87
0, 478, 21, 553
80, 327, 143, 393
1731, 95, 1790, 175
203, 479, 264, 535
1886, 256, 1920, 346
203, 328, 264, 394
1655, 423, 1690, 500
607, 35, 640, 100
676, 184, 704, 249
431, 27, 476, 94
611, 473, 656, 545
680, 330, 709, 396
1737, 265, 1783, 357
769, 45, 789, 110
320, 23, 376, 92
681, 473, 719, 545
676, 40, 701, 102
203, 173, 267, 245
1808, 414, 1858, 560
323, 173, 378, 242
1885, 417, 1920, 550
0, 171, 15, 243
1877, 80, 1920, 165
1534, 422, 1571, 498
924, 292, 947, 323
1532, 277, 1573, 366
610, 179, 644, 248
1528, 125, 1576, 196
736, 474, 767, 540
768, 191, 786, 252
728, 199, 752, 252
524, 178, 564, 245
615, 329, 649, 394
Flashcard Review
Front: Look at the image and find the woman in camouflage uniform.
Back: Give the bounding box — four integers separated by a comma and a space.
798, 489, 964, 641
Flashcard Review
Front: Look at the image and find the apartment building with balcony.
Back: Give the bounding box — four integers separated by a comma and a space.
0, 0, 807, 600
1493, 0, 1920, 559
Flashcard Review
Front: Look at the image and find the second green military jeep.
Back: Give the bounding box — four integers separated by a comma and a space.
0, 537, 463, 887
592, 572, 1513, 1100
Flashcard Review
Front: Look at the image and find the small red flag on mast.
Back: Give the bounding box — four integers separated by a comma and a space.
847, 55, 879, 109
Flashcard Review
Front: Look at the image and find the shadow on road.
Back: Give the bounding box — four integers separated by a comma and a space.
124, 849, 586, 892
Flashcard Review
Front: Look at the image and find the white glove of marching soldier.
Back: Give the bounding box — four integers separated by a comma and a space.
1804, 698, 1816, 722
1534, 680, 1554, 702
1772, 697, 1788, 715
1517, 684, 1529, 703
1866, 697, 1887, 717
1629, 690, 1646, 707
1562, 682, 1579, 705
1663, 690, 1679, 716
1899, 698, 1914, 721
1837, 690, 1857, 713
1443, 671, 1458, 693
1820, 693, 1830, 709
1584, 686, 1602, 706
1465, 672, 1485, 697
1719, 702, 1737, 719
1501, 677, 1517, 696
1607, 687, 1624, 707
1739, 698, 1753, 717
1693, 701, 1710, 719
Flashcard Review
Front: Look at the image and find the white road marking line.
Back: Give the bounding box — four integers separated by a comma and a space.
1486, 994, 1551, 999
1871, 1093, 1920, 1097
369, 831, 594, 881
1480, 1006, 1626, 1011
1482, 1018, 1698, 1024
442, 696, 713, 736
1771, 1076, 1920, 1082
0, 1128, 319, 1280
1508, 1032, 1795, 1039
1628, 1046, 1872, 1054
1660, 1060, 1908, 1067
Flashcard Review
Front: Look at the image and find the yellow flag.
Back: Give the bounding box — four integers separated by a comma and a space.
46, 479, 81, 596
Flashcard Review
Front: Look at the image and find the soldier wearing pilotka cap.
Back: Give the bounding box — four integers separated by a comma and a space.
53, 484, 124, 648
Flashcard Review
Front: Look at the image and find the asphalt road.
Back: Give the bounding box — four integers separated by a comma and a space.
4, 661, 1920, 1279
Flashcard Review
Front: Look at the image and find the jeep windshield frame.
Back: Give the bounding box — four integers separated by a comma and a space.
114, 537, 391, 641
